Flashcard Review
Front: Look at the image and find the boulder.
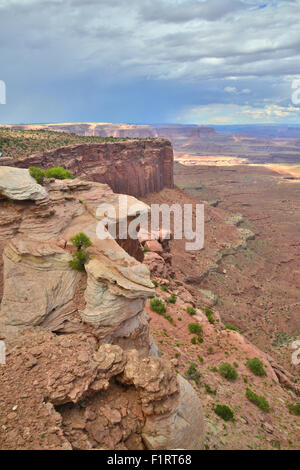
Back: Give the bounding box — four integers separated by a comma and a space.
0, 166, 47, 201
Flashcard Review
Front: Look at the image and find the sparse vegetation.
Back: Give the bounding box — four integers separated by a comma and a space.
246, 358, 267, 377
152, 280, 158, 288
29, 165, 74, 183
214, 405, 234, 421
185, 362, 202, 385
167, 293, 177, 304
188, 323, 203, 335
287, 402, 300, 416
246, 388, 270, 412
68, 232, 92, 272
150, 298, 166, 315
225, 323, 240, 332
161, 285, 169, 293
204, 306, 215, 324
219, 362, 238, 381
186, 306, 196, 316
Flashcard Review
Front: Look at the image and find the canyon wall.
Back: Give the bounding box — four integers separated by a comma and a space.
0, 139, 174, 198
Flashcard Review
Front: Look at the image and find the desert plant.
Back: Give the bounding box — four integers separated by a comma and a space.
161, 285, 169, 293
70, 232, 92, 250
44, 166, 73, 179
186, 306, 196, 316
204, 307, 215, 324
150, 298, 166, 315
246, 388, 270, 412
188, 323, 203, 335
214, 405, 234, 422
69, 232, 91, 271
185, 362, 202, 385
287, 402, 300, 416
225, 323, 240, 332
29, 166, 45, 184
167, 293, 177, 304
69, 249, 88, 271
246, 358, 267, 377
219, 362, 238, 381
152, 280, 158, 288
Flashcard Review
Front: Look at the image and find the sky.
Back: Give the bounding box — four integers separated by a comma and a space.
0, 0, 300, 125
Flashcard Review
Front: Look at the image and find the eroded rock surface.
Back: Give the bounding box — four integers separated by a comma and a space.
0, 332, 204, 450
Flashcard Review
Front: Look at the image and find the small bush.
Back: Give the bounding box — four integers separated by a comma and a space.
204, 307, 215, 324
214, 405, 234, 422
204, 383, 216, 395
167, 293, 177, 304
188, 323, 203, 335
161, 285, 169, 293
150, 298, 166, 315
185, 363, 202, 385
152, 280, 158, 288
246, 358, 267, 377
44, 166, 73, 180
29, 166, 45, 184
225, 323, 240, 332
246, 388, 270, 412
287, 402, 300, 416
187, 306, 196, 316
70, 233, 92, 250
69, 249, 88, 271
219, 362, 238, 381
191, 337, 197, 345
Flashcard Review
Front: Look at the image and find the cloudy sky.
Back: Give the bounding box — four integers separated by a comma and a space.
0, 0, 300, 125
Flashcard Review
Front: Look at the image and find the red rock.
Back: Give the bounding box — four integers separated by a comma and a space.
144, 240, 163, 253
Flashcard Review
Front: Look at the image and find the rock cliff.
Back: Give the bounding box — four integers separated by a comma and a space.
0, 139, 174, 198
0, 166, 204, 450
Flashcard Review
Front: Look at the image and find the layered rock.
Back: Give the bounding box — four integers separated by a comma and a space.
0, 167, 154, 352
0, 330, 204, 450
0, 139, 174, 198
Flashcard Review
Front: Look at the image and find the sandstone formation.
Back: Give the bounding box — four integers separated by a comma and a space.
0, 139, 174, 198
0, 166, 47, 201
0, 331, 204, 450
0, 166, 205, 450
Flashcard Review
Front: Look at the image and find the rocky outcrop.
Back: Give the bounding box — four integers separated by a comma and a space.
0, 139, 174, 198
0, 167, 154, 352
0, 330, 204, 450
0, 166, 47, 201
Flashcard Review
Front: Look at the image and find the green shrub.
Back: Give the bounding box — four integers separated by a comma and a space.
29, 166, 45, 184
167, 293, 177, 304
185, 363, 202, 385
44, 166, 73, 180
287, 402, 300, 416
68, 232, 92, 272
188, 323, 203, 335
225, 323, 240, 332
214, 405, 234, 421
70, 232, 92, 250
246, 388, 270, 412
69, 249, 88, 271
246, 358, 267, 377
161, 285, 169, 293
197, 355, 204, 364
191, 337, 197, 345
186, 306, 196, 316
152, 280, 158, 288
219, 362, 238, 381
150, 298, 166, 315
204, 307, 215, 324
204, 383, 216, 395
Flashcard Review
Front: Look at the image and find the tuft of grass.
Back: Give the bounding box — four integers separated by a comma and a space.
214, 405, 234, 422
152, 280, 158, 288
150, 298, 166, 315
246, 358, 267, 377
225, 323, 240, 332
246, 388, 270, 412
287, 402, 300, 416
186, 306, 196, 316
160, 285, 169, 293
219, 362, 238, 381
204, 306, 215, 324
185, 363, 202, 385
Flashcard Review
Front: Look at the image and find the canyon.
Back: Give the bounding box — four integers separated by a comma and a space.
0, 127, 299, 450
